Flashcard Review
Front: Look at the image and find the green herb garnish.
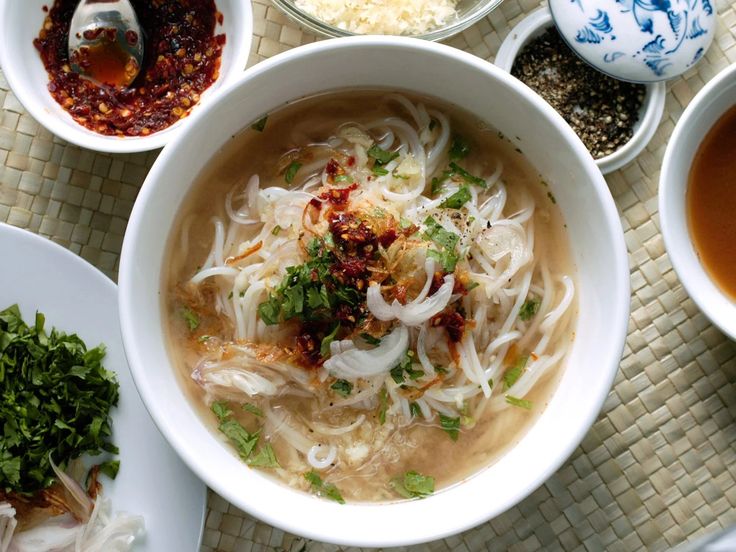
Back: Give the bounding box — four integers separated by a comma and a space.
378, 386, 388, 425
368, 144, 400, 165
247, 443, 280, 468
97, 460, 120, 480
440, 185, 471, 209
304, 470, 345, 504
251, 116, 268, 132
258, 240, 357, 327
360, 332, 381, 345
449, 162, 485, 187
372, 166, 389, 176
334, 174, 353, 183
390, 470, 435, 499
409, 402, 421, 418
211, 401, 232, 422
285, 161, 302, 184
423, 216, 460, 272
439, 414, 461, 441
242, 403, 264, 417
519, 298, 540, 321
390, 351, 423, 383
320, 324, 340, 359
272, 225, 283, 236
503, 355, 529, 391
331, 379, 353, 397
180, 307, 200, 331
449, 135, 471, 161
0, 306, 119, 495
505, 396, 533, 410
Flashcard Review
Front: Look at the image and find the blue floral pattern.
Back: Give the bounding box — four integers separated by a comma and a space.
550, 0, 716, 82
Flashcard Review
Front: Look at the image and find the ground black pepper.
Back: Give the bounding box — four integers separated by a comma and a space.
511, 27, 646, 159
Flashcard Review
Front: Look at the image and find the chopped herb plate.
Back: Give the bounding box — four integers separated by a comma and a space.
0, 223, 206, 551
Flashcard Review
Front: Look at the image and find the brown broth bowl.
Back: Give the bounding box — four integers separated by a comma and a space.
660, 63, 736, 341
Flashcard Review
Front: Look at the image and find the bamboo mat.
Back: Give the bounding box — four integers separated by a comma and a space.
1, 0, 736, 550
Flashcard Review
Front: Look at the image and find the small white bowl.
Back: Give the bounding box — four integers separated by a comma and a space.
0, 0, 252, 154
495, 8, 665, 175
119, 36, 630, 547
660, 63, 736, 341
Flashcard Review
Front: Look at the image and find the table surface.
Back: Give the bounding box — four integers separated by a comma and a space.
1, 0, 735, 551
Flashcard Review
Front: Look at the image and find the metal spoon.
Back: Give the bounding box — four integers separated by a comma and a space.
68, 0, 144, 88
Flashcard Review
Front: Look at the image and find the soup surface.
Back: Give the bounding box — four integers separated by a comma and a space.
687, 104, 736, 301
164, 90, 576, 503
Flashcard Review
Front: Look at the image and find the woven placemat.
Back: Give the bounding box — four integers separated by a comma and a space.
1, 0, 735, 550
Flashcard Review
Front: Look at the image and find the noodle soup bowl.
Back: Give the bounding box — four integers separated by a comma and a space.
119, 36, 629, 546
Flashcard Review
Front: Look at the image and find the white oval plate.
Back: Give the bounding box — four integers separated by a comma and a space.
0, 223, 206, 551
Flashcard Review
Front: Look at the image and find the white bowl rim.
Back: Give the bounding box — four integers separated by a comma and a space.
119, 35, 630, 547
0, 0, 253, 154
494, 7, 665, 175
659, 63, 736, 341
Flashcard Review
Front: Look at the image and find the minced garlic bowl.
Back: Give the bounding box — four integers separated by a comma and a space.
272, 0, 503, 40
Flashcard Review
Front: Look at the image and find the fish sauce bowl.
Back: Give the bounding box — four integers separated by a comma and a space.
118, 36, 629, 547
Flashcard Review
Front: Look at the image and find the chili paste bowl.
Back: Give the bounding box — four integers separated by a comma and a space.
495, 8, 666, 174
0, 0, 253, 154
119, 36, 629, 546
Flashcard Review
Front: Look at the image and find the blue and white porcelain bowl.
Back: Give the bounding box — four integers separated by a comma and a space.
549, 0, 716, 83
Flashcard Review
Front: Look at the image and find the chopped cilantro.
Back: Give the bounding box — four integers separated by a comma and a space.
372, 166, 389, 176
247, 443, 280, 468
257, 297, 280, 325
439, 414, 461, 441
97, 460, 120, 480
0, 306, 120, 495
334, 174, 353, 183
180, 307, 200, 331
423, 216, 459, 251
211, 401, 232, 422
320, 324, 340, 359
449, 135, 471, 161
409, 402, 421, 418
440, 185, 471, 209
360, 332, 381, 345
285, 161, 302, 184
213, 401, 278, 467
304, 470, 345, 504
503, 355, 529, 391
368, 144, 400, 165
390, 351, 423, 383
390, 470, 435, 499
505, 396, 533, 409
519, 298, 540, 321
431, 175, 445, 195
258, 242, 360, 326
242, 403, 264, 417
331, 379, 353, 397
251, 116, 268, 132
378, 386, 388, 425
448, 162, 485, 187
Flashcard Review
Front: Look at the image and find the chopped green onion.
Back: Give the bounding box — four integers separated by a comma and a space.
251, 116, 268, 132
505, 395, 533, 410
440, 185, 471, 209
330, 379, 353, 397
320, 324, 340, 358
503, 355, 529, 391
439, 414, 460, 441
285, 161, 302, 184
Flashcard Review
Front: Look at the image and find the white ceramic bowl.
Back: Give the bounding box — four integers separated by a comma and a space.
660, 63, 736, 341
0, 0, 252, 154
495, 8, 666, 175
119, 36, 630, 547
